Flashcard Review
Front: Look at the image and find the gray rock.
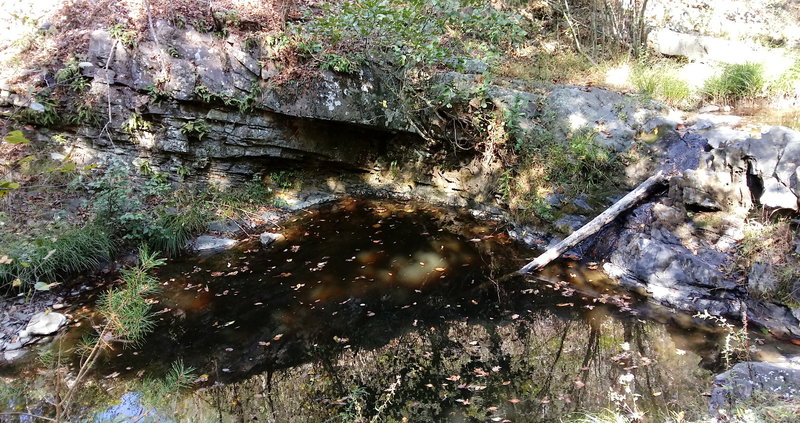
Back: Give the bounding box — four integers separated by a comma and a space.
710, 362, 800, 414
649, 29, 771, 64
190, 235, 238, 252
259, 232, 285, 246
544, 86, 660, 151
29, 101, 45, 112
260, 210, 283, 224
700, 127, 749, 149
3, 349, 27, 361
24, 312, 67, 336
3, 341, 23, 351
544, 193, 564, 207
741, 127, 800, 210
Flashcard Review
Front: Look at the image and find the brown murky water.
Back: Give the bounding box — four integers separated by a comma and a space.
4, 198, 790, 422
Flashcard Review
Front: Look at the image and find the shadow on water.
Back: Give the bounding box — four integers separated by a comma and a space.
1, 198, 750, 422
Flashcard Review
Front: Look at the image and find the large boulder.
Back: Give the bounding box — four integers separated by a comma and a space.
544, 86, 662, 151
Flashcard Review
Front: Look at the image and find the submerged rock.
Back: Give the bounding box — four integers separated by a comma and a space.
208, 219, 245, 233
190, 235, 238, 252
710, 361, 800, 414
23, 311, 67, 336
259, 232, 285, 246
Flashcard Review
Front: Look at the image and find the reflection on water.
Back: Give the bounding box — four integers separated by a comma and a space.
0, 199, 741, 422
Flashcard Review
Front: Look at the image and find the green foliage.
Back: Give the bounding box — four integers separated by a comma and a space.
269, 170, 301, 190
295, 0, 526, 70
122, 112, 153, 135
97, 246, 164, 345
88, 163, 211, 256
703, 62, 765, 104
502, 121, 622, 222
3, 130, 30, 145
67, 101, 101, 126
140, 360, 196, 409
55, 57, 90, 93
208, 174, 276, 217
320, 53, 360, 74
179, 119, 210, 141
19, 95, 60, 127
144, 83, 169, 104
109, 24, 138, 48
166, 44, 180, 58
194, 83, 262, 113
737, 220, 799, 307
194, 84, 214, 102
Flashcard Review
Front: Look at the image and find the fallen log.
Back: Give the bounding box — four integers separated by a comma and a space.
518, 170, 669, 275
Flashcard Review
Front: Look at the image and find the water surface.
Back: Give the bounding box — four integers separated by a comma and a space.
2, 198, 762, 422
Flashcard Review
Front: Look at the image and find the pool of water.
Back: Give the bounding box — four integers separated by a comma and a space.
2, 198, 778, 422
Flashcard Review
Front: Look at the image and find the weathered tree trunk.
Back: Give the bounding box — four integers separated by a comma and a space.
518, 170, 668, 274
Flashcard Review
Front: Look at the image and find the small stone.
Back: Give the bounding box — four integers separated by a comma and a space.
4, 349, 27, 361
260, 232, 285, 246
25, 311, 67, 336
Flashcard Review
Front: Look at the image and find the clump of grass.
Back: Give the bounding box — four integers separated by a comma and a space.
0, 223, 115, 293
631, 62, 692, 108
702, 62, 765, 105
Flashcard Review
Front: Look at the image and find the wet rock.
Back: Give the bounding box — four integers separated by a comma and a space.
554, 214, 587, 233
259, 232, 285, 246
24, 311, 67, 336
190, 235, 238, 252
571, 195, 593, 212
710, 361, 800, 414
208, 219, 242, 233
284, 192, 337, 211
